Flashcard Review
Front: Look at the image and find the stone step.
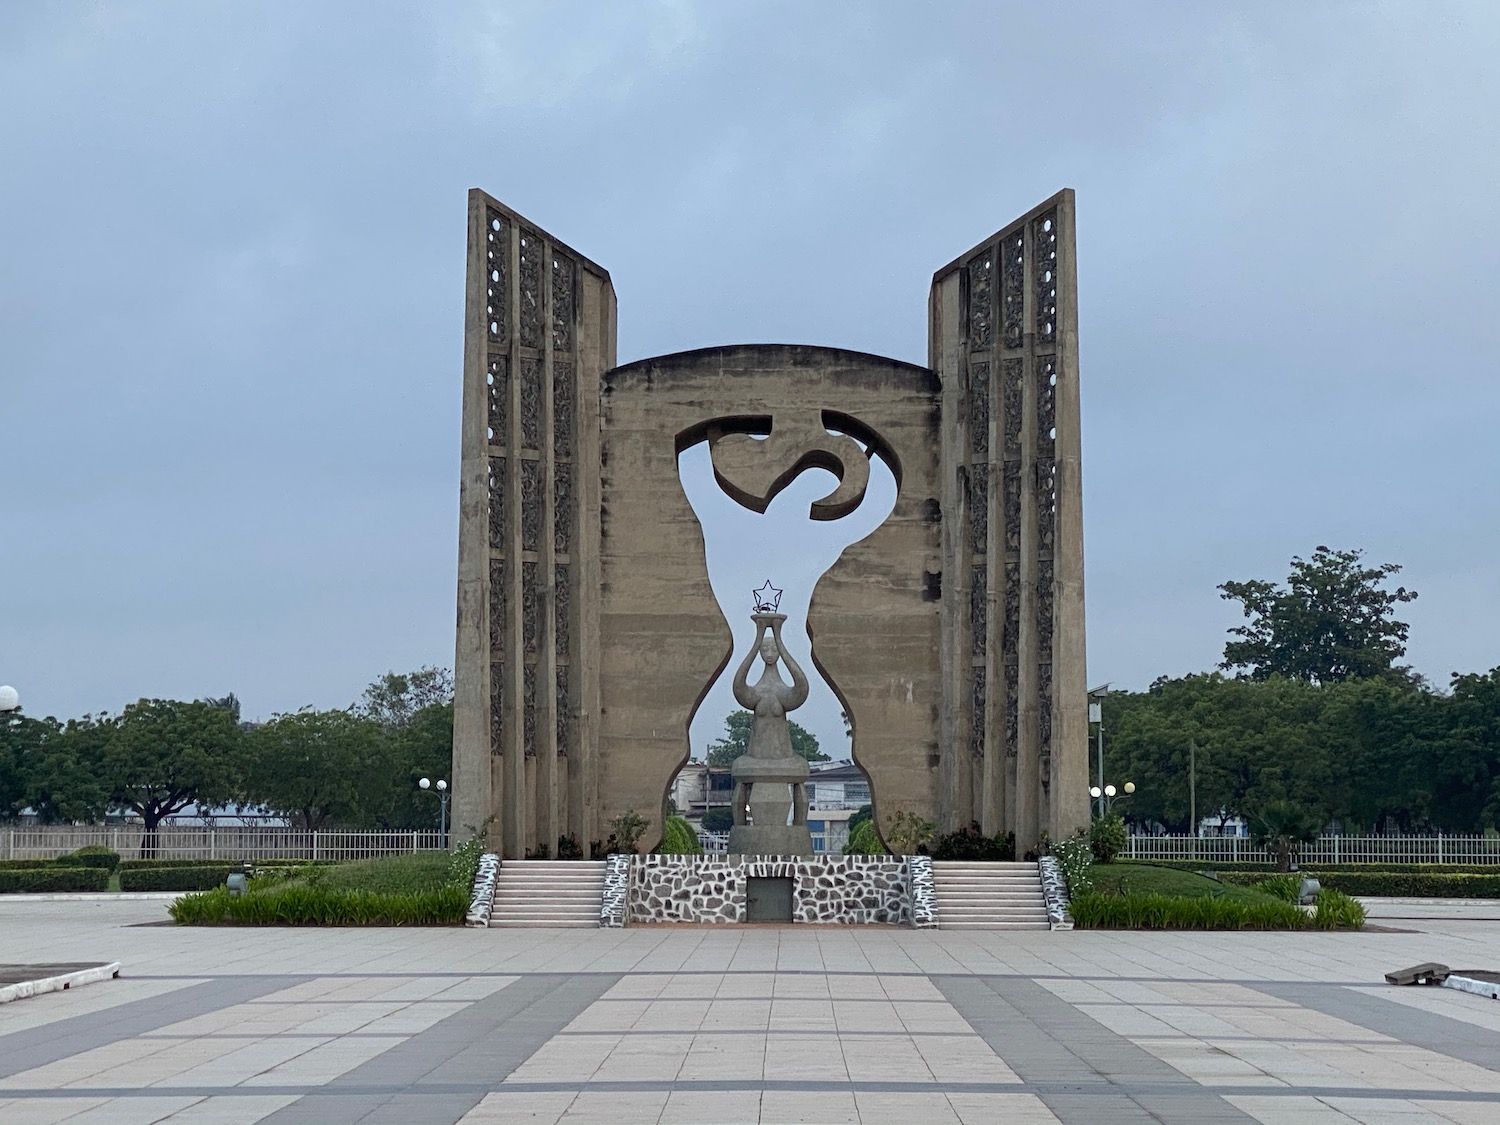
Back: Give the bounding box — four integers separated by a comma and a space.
938, 920, 1050, 930
487, 860, 605, 928
938, 906, 1050, 918
931, 862, 1039, 871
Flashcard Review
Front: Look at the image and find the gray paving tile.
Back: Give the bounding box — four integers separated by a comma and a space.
0, 975, 302, 1079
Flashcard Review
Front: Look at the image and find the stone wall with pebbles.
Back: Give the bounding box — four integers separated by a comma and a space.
627, 855, 912, 925
1039, 855, 1073, 930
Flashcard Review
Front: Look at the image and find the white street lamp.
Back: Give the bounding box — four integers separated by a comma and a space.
418, 777, 451, 847
0, 686, 19, 714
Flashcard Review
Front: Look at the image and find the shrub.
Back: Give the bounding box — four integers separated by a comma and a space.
1248, 800, 1320, 872
658, 816, 703, 856
843, 820, 886, 855
1251, 873, 1302, 903
602, 810, 651, 855
700, 807, 734, 834
556, 834, 584, 860
1069, 891, 1307, 930
120, 865, 239, 892
0, 866, 110, 893
886, 811, 935, 855
448, 839, 484, 889
1298, 872, 1500, 899
169, 883, 467, 926
1090, 815, 1127, 864
932, 823, 1016, 861
1053, 831, 1094, 895
55, 846, 121, 872
0, 859, 56, 870
313, 853, 453, 895
1311, 888, 1366, 929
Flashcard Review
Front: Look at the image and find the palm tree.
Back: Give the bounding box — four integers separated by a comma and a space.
1250, 800, 1320, 872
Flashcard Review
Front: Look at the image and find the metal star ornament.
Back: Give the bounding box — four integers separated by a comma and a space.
752, 581, 783, 613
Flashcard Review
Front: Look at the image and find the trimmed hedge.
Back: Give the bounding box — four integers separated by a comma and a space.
119, 865, 241, 892
56, 847, 121, 871
117, 858, 330, 871
169, 883, 467, 926
0, 859, 56, 870
1222, 871, 1500, 898
0, 866, 110, 893
1141, 859, 1500, 875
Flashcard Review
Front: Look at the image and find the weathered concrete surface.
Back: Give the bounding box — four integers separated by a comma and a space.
598, 345, 943, 849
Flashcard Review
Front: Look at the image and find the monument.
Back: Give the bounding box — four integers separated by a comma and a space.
454, 189, 1089, 859
726, 586, 814, 857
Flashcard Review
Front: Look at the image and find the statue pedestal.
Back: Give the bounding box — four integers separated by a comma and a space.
729, 753, 813, 857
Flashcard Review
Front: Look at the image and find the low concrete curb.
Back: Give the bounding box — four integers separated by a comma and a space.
1445, 974, 1500, 1000
0, 962, 121, 1004
0, 893, 183, 902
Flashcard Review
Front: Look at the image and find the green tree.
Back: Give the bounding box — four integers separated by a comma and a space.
374, 700, 455, 830
1219, 546, 1417, 684
245, 708, 387, 830
1432, 669, 1500, 831
701, 806, 734, 833
359, 667, 454, 729
27, 715, 111, 823
706, 710, 828, 768
0, 713, 60, 820
102, 699, 244, 856
1249, 799, 1320, 872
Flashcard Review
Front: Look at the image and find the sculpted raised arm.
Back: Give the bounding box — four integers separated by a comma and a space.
731, 621, 765, 709
772, 619, 809, 710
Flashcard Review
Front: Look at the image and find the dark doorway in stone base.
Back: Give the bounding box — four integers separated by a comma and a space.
745, 876, 794, 922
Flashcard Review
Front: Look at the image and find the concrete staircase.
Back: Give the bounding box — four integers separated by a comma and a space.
488, 860, 605, 928
931, 861, 1050, 930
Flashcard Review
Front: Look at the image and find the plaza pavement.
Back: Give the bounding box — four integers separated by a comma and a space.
0, 898, 1498, 1124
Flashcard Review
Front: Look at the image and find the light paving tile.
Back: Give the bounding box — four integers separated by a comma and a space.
151, 1095, 299, 1124
1319, 1098, 1466, 1124
908, 1033, 1022, 1085
459, 1090, 577, 1124
558, 1089, 670, 1124
659, 1088, 761, 1124
0, 1036, 175, 1089
0, 1097, 111, 1125
60, 1096, 207, 1124
759, 1089, 859, 1124
854, 1090, 961, 1124
239, 1033, 405, 1085
945, 1092, 1063, 1125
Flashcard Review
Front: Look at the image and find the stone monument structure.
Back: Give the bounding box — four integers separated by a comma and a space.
454, 188, 1089, 859
726, 591, 814, 857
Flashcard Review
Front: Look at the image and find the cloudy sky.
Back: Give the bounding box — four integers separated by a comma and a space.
3, 2, 1498, 760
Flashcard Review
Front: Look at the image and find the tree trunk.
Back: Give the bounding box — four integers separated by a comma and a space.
139, 810, 162, 859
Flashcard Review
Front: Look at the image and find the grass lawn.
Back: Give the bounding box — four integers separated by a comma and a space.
295, 852, 454, 895
1088, 862, 1284, 903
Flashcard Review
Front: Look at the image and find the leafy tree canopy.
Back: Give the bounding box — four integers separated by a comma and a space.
245, 708, 386, 830
359, 667, 453, 730
1219, 546, 1417, 685
706, 709, 828, 768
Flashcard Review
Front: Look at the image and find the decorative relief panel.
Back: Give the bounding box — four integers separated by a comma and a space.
970, 564, 987, 657
555, 665, 570, 756
1004, 661, 1019, 756
1036, 559, 1055, 646
1001, 230, 1025, 350
554, 462, 574, 555
968, 250, 993, 351
1002, 560, 1020, 655
1036, 354, 1057, 453
488, 559, 507, 648
1002, 358, 1023, 457
520, 358, 542, 450
487, 456, 507, 551
552, 361, 575, 459
523, 664, 537, 757
520, 459, 542, 552
487, 354, 509, 445
554, 563, 571, 659
970, 665, 986, 758
518, 228, 542, 349
1037, 661, 1053, 784
485, 211, 508, 346
522, 560, 540, 657
489, 661, 504, 750
1035, 460, 1057, 553
551, 254, 575, 352
1002, 463, 1021, 556
968, 361, 990, 458
1033, 210, 1059, 345
968, 463, 989, 556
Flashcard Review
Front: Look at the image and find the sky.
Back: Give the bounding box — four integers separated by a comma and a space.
3, 2, 1499, 762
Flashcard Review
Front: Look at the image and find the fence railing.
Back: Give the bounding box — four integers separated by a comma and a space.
1126, 834, 1500, 865
3, 826, 446, 862
696, 831, 843, 855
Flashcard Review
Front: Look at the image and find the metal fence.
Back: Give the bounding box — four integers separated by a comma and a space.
1126, 834, 1500, 865
3, 826, 447, 862
696, 832, 842, 855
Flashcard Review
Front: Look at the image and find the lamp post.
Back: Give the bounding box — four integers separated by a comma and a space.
0, 686, 20, 715
418, 777, 449, 848
1089, 780, 1136, 816
1087, 683, 1110, 817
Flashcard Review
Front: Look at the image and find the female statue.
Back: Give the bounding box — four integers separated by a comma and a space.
727, 609, 815, 855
